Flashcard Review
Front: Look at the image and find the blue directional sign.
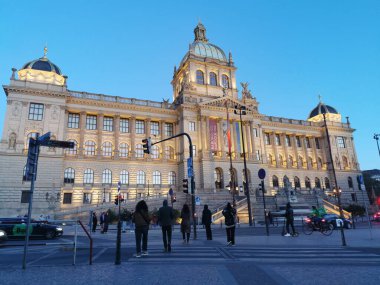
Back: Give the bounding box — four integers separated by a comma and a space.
195, 196, 201, 205
187, 157, 193, 178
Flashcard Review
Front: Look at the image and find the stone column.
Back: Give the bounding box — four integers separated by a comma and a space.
114, 114, 120, 159
130, 116, 136, 159
160, 120, 166, 159
97, 114, 104, 157
79, 111, 86, 156
272, 132, 279, 167
283, 134, 289, 168
250, 122, 257, 162
292, 134, 300, 169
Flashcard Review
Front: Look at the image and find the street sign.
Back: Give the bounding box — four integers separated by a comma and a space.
195, 196, 201, 206
187, 157, 193, 177
258, 168, 266, 180
40, 140, 74, 148
37, 132, 51, 143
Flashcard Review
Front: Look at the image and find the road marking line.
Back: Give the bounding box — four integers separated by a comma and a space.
92, 248, 108, 262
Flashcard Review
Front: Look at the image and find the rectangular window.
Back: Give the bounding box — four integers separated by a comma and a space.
275, 134, 281, 146
150, 121, 159, 136
253, 128, 258, 137
86, 115, 97, 130
119, 118, 129, 133
296, 136, 301, 148
264, 133, 271, 145
68, 113, 80, 128
135, 120, 145, 134
21, 191, 30, 203
63, 193, 72, 204
305, 137, 311, 148
103, 117, 114, 131
256, 150, 261, 161
285, 135, 291, 147
165, 123, 174, 137
189, 121, 196, 132
315, 138, 320, 149
337, 136, 346, 148
28, 103, 44, 121
83, 193, 92, 204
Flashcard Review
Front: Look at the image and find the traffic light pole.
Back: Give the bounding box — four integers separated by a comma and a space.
151, 132, 196, 239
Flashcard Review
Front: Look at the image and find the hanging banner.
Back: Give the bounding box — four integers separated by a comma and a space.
222, 120, 230, 152
235, 122, 242, 154
209, 119, 218, 151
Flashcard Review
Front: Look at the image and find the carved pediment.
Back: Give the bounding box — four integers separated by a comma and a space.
198, 96, 257, 113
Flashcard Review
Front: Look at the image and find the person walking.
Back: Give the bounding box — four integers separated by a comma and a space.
158, 200, 174, 252
133, 200, 151, 258
100, 212, 105, 234
222, 202, 236, 246
284, 202, 296, 236
102, 211, 109, 233
92, 212, 98, 233
180, 204, 191, 244
202, 204, 212, 240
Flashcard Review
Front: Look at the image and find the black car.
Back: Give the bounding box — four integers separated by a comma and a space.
0, 218, 63, 239
322, 214, 352, 229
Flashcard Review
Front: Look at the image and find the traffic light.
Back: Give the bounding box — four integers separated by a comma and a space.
25, 138, 39, 181
114, 195, 119, 205
142, 137, 152, 154
171, 195, 176, 203
183, 179, 189, 193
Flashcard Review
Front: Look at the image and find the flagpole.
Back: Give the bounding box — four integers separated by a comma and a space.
224, 88, 236, 207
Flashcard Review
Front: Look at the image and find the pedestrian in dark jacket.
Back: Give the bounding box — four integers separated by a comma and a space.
284, 202, 296, 236
158, 199, 174, 252
102, 211, 109, 233
222, 202, 236, 246
133, 200, 151, 257
100, 212, 105, 233
180, 204, 191, 244
92, 212, 97, 232
202, 204, 212, 240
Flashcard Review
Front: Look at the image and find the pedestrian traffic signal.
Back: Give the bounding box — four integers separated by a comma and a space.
25, 138, 39, 181
114, 195, 119, 205
142, 137, 152, 154
171, 195, 176, 203
183, 179, 189, 193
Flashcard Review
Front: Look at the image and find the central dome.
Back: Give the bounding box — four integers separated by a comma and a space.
190, 41, 227, 61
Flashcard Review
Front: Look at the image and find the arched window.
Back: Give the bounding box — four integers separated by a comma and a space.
151, 145, 160, 159
25, 132, 38, 149
64, 168, 75, 184
294, 176, 301, 188
222, 74, 229, 88
214, 168, 223, 189
168, 171, 176, 185
165, 146, 175, 159
315, 177, 321, 189
84, 141, 96, 156
137, 170, 145, 185
83, 169, 94, 184
305, 177, 311, 189
102, 169, 112, 184
196, 70, 204, 84
342, 156, 349, 169
272, 175, 279, 188
289, 155, 294, 167
102, 142, 113, 157
65, 140, 78, 155
324, 177, 331, 190
153, 171, 161, 185
348, 177, 353, 188
119, 143, 129, 158
135, 144, 144, 158
120, 170, 129, 185
209, 72, 217, 86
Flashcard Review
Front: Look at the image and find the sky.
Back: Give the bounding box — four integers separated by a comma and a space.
0, 0, 379, 170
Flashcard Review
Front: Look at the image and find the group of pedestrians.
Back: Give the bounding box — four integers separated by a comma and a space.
91, 211, 109, 234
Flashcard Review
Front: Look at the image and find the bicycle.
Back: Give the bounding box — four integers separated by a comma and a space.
302, 217, 334, 236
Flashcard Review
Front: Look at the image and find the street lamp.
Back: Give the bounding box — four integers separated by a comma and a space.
322, 111, 347, 246
234, 105, 253, 226
374, 134, 380, 159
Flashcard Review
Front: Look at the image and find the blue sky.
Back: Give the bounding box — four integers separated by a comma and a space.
1, 0, 379, 170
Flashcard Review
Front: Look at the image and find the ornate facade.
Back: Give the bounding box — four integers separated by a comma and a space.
0, 23, 364, 217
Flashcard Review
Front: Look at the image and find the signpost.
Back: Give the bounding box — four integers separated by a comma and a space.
22, 132, 74, 269
258, 169, 269, 236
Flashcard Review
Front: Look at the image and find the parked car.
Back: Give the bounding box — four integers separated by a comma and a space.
373, 212, 380, 222
0, 229, 7, 242
322, 214, 352, 229
0, 218, 63, 239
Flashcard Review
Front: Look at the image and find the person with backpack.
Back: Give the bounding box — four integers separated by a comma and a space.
284, 202, 296, 236
222, 202, 236, 246
133, 200, 151, 258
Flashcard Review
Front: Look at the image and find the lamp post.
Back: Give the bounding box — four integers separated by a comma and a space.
374, 134, 380, 158
234, 105, 253, 226
322, 112, 347, 246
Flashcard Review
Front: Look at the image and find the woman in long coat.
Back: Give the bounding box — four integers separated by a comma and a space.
180, 204, 191, 244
